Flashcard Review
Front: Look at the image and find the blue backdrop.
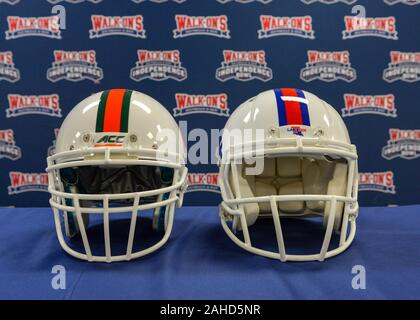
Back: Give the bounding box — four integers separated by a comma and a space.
0, 0, 419, 207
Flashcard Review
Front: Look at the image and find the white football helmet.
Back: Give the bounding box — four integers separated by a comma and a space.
218, 88, 358, 262
46, 89, 187, 262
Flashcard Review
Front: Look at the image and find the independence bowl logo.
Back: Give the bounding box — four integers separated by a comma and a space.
216, 50, 272, 82
258, 15, 315, 39
47, 50, 103, 83
382, 129, 420, 160
5, 15, 61, 40
0, 129, 22, 161
89, 15, 146, 39
48, 128, 60, 156
186, 173, 220, 194
342, 94, 397, 117
217, 0, 272, 3
383, 51, 420, 83
384, 0, 420, 5
8, 172, 49, 195
6, 94, 62, 118
0, 0, 20, 4
173, 93, 229, 117
47, 0, 103, 3
343, 16, 398, 40
173, 15, 230, 39
300, 50, 357, 82
359, 172, 396, 194
301, 0, 356, 3
0, 51, 20, 83
130, 49, 187, 81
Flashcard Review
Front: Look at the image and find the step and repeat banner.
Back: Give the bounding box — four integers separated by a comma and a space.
0, 0, 419, 207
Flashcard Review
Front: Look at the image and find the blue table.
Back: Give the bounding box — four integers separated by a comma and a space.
0, 205, 419, 300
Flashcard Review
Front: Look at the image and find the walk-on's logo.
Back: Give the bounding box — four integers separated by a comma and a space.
300, 50, 357, 82
0, 51, 20, 83
47, 0, 103, 3
130, 50, 188, 81
217, 0, 272, 3
384, 0, 420, 5
47, 50, 103, 83
216, 50, 272, 82
173, 15, 230, 39
131, 0, 186, 3
382, 129, 420, 160
6, 94, 62, 118
359, 172, 396, 194
186, 173, 220, 193
0, 129, 22, 161
0, 0, 20, 4
5, 16, 61, 40
383, 51, 420, 83
258, 15, 315, 39
89, 15, 146, 39
8, 172, 49, 195
343, 16, 398, 40
301, 0, 357, 3
48, 128, 60, 156
173, 93, 229, 117
342, 94, 397, 117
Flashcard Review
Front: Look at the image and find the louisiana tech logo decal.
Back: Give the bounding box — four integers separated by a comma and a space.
89, 15, 146, 39
5, 16, 61, 40
216, 50, 272, 82
0, 0, 20, 4
186, 173, 220, 193
343, 16, 398, 40
173, 15, 230, 39
173, 93, 229, 117
342, 94, 397, 117
0, 51, 20, 83
300, 50, 357, 82
8, 172, 49, 195
301, 0, 357, 3
383, 51, 420, 83
384, 0, 420, 5
48, 128, 60, 156
130, 50, 187, 81
6, 94, 62, 118
382, 129, 420, 160
258, 15, 315, 39
47, 50, 103, 82
0, 129, 22, 161
359, 172, 396, 194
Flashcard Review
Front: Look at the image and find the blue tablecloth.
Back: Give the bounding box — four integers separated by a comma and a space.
0, 205, 419, 300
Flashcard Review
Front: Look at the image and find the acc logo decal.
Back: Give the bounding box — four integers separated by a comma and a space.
173, 15, 230, 39
382, 129, 420, 160
130, 49, 188, 82
6, 94, 62, 118
0, 129, 22, 161
186, 173, 220, 194
384, 0, 420, 5
47, 0, 103, 3
343, 16, 398, 40
47, 50, 103, 83
300, 50, 357, 82
0, 0, 20, 4
383, 51, 420, 83
342, 94, 397, 117
258, 15, 315, 39
131, 0, 186, 3
89, 15, 146, 39
0, 51, 20, 83
8, 172, 49, 195
48, 128, 59, 157
301, 0, 356, 3
173, 93, 229, 117
5, 16, 61, 40
216, 50, 272, 82
217, 0, 272, 3
95, 135, 125, 147
359, 172, 396, 194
